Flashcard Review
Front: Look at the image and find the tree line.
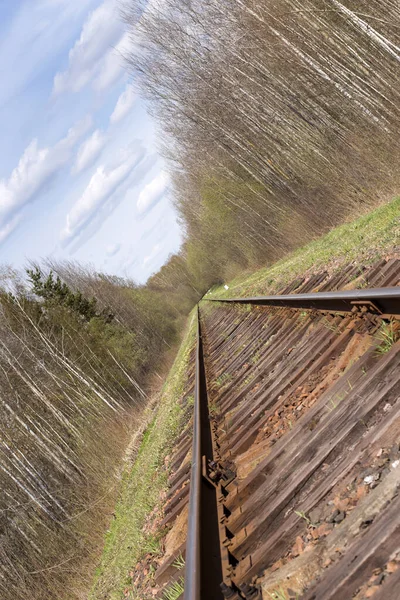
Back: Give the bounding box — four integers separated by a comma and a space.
125, 0, 400, 291
0, 264, 187, 600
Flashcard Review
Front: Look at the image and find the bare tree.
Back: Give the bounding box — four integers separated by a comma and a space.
124, 0, 400, 286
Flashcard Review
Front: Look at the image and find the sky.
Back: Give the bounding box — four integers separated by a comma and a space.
0, 0, 182, 284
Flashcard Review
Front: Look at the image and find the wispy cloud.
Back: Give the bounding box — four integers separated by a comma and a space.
93, 31, 130, 92
137, 171, 169, 216
143, 242, 162, 265
61, 145, 146, 246
0, 116, 92, 244
52, 0, 123, 95
72, 129, 107, 174
110, 84, 137, 124
0, 0, 99, 109
0, 215, 22, 246
106, 242, 121, 257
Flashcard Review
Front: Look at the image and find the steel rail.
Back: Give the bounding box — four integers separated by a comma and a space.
184, 308, 224, 600
183, 286, 400, 600
184, 308, 201, 600
204, 286, 400, 317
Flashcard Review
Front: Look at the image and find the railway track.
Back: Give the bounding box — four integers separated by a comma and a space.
154, 258, 400, 600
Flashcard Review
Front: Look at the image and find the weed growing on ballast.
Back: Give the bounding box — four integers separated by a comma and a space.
163, 577, 184, 600
172, 555, 185, 570
215, 373, 232, 387
327, 391, 346, 412
294, 510, 312, 526
321, 317, 342, 335
375, 321, 399, 355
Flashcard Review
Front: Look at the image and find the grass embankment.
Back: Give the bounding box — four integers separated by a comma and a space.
209, 196, 400, 299
90, 197, 400, 599
90, 310, 197, 600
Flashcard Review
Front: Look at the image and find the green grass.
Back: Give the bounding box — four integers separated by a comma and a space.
294, 510, 312, 527
215, 372, 232, 387
375, 321, 399, 354
89, 311, 197, 600
208, 196, 400, 299
162, 577, 185, 600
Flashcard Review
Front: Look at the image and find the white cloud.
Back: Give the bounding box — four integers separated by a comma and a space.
0, 0, 99, 109
61, 146, 146, 245
53, 0, 123, 95
137, 171, 169, 215
110, 85, 137, 124
93, 32, 131, 92
143, 242, 162, 265
0, 117, 92, 244
0, 215, 21, 245
73, 129, 107, 174
106, 243, 121, 257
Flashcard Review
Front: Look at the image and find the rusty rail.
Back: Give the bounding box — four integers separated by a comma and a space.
184, 308, 224, 599
184, 287, 400, 599
205, 286, 400, 318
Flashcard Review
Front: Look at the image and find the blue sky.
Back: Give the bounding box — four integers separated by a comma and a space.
0, 0, 182, 283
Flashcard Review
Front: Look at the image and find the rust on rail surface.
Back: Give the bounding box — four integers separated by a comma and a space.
206, 286, 400, 319
184, 307, 224, 599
